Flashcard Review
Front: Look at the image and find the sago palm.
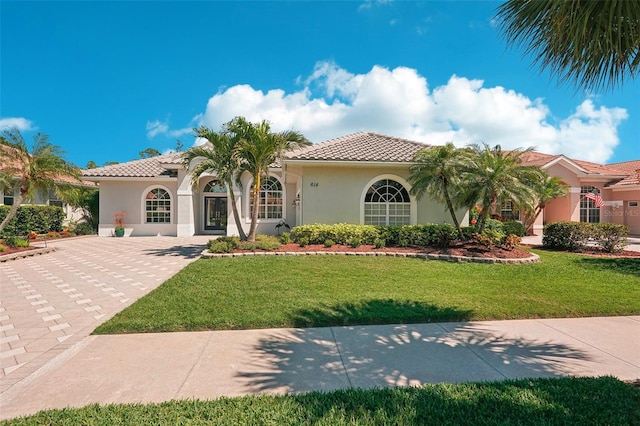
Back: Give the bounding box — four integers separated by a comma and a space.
408, 143, 470, 239
495, 0, 640, 92
0, 127, 80, 233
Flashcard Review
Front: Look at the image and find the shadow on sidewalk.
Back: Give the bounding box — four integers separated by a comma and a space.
235, 301, 591, 394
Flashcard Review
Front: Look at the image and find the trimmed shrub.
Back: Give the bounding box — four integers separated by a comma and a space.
460, 226, 475, 240
0, 205, 65, 236
254, 235, 281, 251
346, 237, 361, 248
324, 239, 335, 248
279, 232, 291, 244
291, 224, 379, 245
592, 223, 628, 253
374, 238, 386, 249
75, 222, 96, 235
297, 237, 309, 247
0, 244, 4, 252
473, 230, 505, 250
502, 221, 525, 237
208, 236, 240, 254
543, 222, 592, 251
484, 219, 504, 233
3, 236, 30, 248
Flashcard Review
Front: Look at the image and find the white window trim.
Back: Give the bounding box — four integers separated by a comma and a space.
140, 184, 173, 225
360, 174, 417, 225
244, 174, 286, 224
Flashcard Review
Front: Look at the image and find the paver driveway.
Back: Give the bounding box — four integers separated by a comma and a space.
0, 235, 211, 394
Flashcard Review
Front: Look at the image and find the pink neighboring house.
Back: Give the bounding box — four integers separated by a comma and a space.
520, 152, 640, 235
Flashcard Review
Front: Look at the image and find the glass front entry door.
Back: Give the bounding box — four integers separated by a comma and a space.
205, 197, 227, 231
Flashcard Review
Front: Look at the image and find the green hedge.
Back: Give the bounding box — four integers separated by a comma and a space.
0, 205, 65, 237
501, 220, 525, 237
543, 221, 628, 253
290, 223, 459, 248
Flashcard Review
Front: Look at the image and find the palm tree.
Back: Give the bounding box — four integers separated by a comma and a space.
459, 144, 544, 233
517, 174, 569, 235
408, 143, 470, 239
0, 127, 81, 233
182, 126, 247, 241
495, 0, 640, 92
230, 117, 309, 242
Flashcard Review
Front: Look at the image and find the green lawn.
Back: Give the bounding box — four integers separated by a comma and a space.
4, 377, 639, 425
94, 250, 640, 334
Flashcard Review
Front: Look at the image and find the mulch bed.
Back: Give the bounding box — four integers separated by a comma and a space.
263, 242, 533, 259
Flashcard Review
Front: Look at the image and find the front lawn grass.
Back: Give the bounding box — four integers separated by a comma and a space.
4, 377, 639, 425
94, 250, 639, 334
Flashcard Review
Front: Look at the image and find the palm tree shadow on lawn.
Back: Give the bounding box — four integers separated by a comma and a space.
234, 299, 591, 397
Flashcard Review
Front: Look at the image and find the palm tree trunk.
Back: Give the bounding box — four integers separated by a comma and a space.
226, 179, 247, 241
443, 189, 463, 239
247, 174, 261, 242
0, 193, 25, 234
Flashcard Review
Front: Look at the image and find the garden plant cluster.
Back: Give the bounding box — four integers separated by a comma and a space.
208, 221, 527, 254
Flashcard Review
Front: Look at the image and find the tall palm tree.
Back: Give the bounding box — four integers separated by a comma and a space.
230, 117, 309, 242
408, 143, 470, 239
517, 174, 569, 235
460, 144, 544, 233
182, 126, 247, 241
0, 127, 81, 233
495, 0, 640, 92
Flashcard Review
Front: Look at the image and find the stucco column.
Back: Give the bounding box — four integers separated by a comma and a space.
569, 187, 581, 221
176, 169, 195, 237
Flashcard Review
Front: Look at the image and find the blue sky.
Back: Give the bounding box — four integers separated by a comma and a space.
1, 1, 638, 167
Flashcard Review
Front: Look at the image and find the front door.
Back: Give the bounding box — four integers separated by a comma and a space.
205, 197, 227, 231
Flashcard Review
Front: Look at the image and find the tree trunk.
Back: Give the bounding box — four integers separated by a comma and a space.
0, 193, 25, 234
443, 188, 463, 239
226, 178, 247, 241
247, 174, 261, 242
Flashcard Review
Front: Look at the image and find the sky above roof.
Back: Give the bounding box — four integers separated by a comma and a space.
1, 1, 638, 168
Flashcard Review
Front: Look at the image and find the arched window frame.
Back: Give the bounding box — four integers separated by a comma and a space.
245, 174, 285, 223
360, 175, 416, 225
141, 185, 173, 224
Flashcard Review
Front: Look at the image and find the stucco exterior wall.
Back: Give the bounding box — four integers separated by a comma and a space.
298, 165, 462, 226
97, 180, 178, 237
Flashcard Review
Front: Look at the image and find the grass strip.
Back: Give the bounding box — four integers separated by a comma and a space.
4, 377, 639, 425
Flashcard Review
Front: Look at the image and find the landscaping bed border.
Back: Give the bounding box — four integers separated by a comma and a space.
201, 249, 541, 264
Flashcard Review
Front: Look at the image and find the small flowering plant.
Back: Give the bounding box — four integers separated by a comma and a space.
114, 211, 126, 232
469, 205, 482, 225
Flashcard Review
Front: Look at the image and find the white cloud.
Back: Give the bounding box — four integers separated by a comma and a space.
167, 61, 626, 163
0, 117, 35, 132
146, 119, 192, 139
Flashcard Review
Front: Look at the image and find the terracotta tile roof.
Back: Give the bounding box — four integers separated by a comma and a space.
82, 152, 183, 178
606, 159, 640, 187
286, 132, 429, 162
519, 151, 561, 167
520, 151, 629, 176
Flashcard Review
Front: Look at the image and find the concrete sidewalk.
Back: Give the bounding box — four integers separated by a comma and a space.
1, 316, 638, 421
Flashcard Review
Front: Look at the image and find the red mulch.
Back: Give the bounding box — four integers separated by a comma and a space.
0, 246, 38, 256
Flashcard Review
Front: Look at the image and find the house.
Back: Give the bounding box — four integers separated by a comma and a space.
519, 153, 640, 235
82, 132, 464, 237
82, 132, 640, 237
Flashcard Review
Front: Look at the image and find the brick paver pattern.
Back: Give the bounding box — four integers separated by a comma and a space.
0, 236, 211, 394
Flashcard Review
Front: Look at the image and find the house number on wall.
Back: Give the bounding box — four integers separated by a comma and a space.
310, 182, 319, 187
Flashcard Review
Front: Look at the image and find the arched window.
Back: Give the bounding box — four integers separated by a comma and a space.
580, 186, 601, 223
203, 180, 227, 193
364, 179, 411, 225
145, 187, 171, 223
250, 176, 283, 219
